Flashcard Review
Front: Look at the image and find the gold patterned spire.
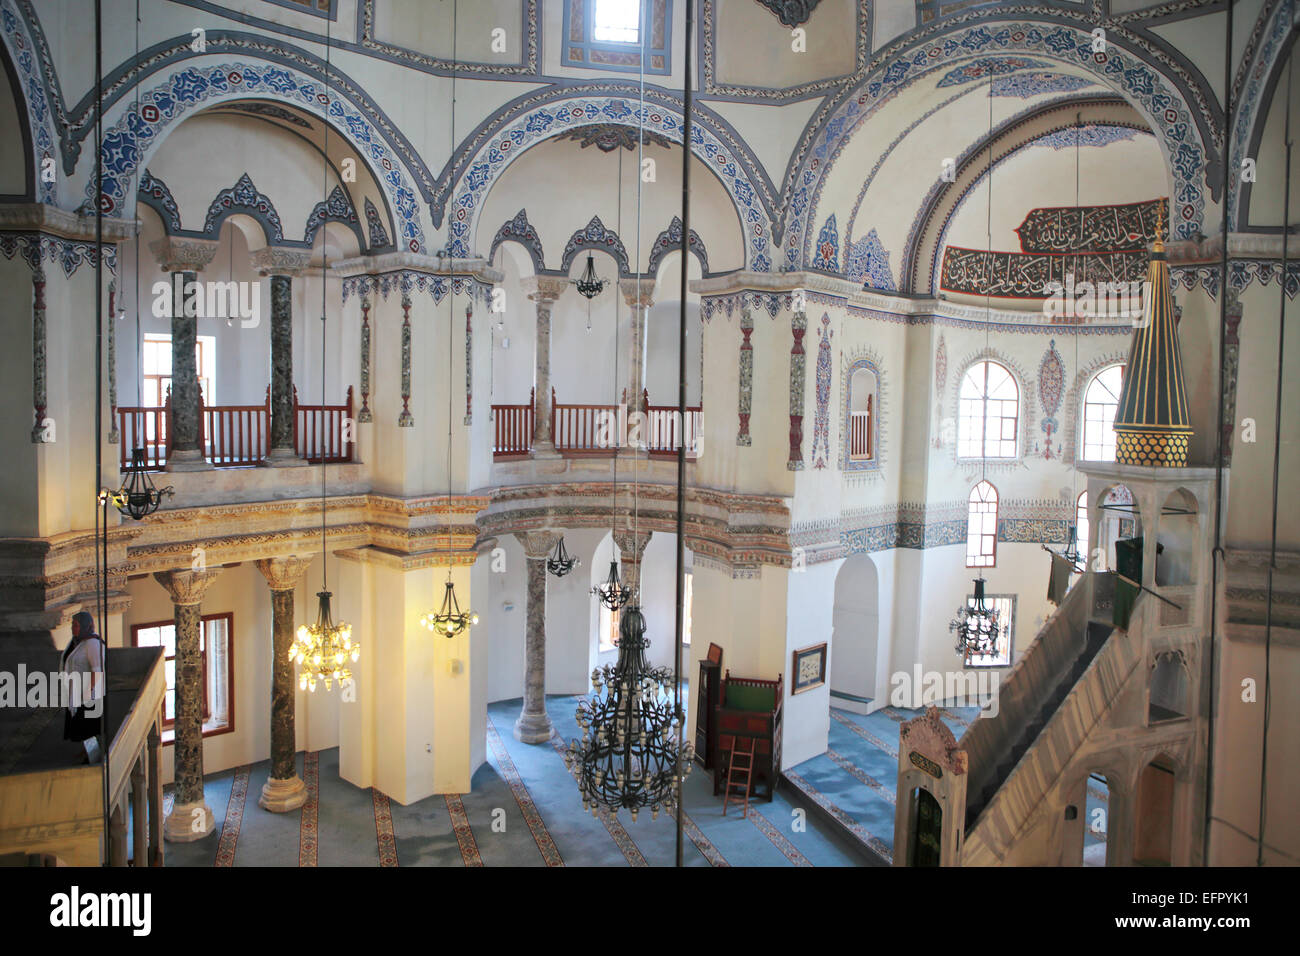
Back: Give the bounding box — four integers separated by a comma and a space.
1112, 201, 1192, 466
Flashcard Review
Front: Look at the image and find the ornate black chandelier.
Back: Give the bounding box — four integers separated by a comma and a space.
573, 252, 606, 300
104, 448, 174, 520
546, 536, 579, 577
592, 559, 633, 611
951, 578, 1001, 660
422, 580, 479, 638
564, 605, 693, 820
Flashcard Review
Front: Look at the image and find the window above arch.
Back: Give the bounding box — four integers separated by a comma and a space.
958, 361, 1018, 459
1082, 364, 1126, 462
563, 0, 672, 75
966, 480, 998, 568
848, 366, 875, 462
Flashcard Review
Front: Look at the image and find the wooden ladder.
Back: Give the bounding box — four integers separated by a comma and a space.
722, 738, 755, 817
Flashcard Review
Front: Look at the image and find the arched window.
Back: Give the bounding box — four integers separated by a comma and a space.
1076, 490, 1089, 561
848, 366, 875, 461
958, 361, 1018, 459
966, 480, 999, 567
1082, 364, 1125, 461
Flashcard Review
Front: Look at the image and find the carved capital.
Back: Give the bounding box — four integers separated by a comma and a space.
254, 556, 313, 592
619, 277, 656, 310
516, 530, 562, 560
150, 236, 219, 273
611, 529, 652, 562
251, 247, 314, 277
153, 568, 223, 607
522, 275, 570, 304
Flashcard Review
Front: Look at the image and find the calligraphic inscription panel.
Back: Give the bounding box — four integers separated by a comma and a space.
939, 247, 1148, 298
1015, 198, 1166, 254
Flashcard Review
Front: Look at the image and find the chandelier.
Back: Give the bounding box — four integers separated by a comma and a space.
104, 448, 174, 520
951, 578, 1001, 660
546, 536, 579, 577
421, 580, 479, 638
564, 605, 693, 820
290, 590, 359, 692
592, 559, 634, 611
573, 252, 606, 300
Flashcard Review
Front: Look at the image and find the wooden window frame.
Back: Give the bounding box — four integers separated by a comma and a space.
966, 479, 999, 568
130, 611, 235, 744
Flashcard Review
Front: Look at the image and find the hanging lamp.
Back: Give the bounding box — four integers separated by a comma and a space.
592, 558, 633, 610
951, 578, 1002, 661
574, 252, 606, 300
106, 448, 173, 520
546, 536, 579, 577
422, 0, 477, 640
288, 16, 357, 693
290, 591, 358, 692
564, 604, 693, 820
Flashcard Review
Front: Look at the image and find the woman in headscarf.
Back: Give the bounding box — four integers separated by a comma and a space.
61, 610, 105, 762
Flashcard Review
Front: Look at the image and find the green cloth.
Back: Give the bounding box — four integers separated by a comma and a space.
724, 683, 775, 712
1113, 537, 1144, 629
1047, 551, 1072, 606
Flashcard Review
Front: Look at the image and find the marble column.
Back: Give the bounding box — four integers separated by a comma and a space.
255, 556, 313, 811
620, 278, 655, 410
147, 719, 164, 865
515, 530, 561, 743
612, 529, 652, 598
254, 249, 313, 466
151, 238, 217, 472
154, 568, 222, 842
523, 277, 568, 454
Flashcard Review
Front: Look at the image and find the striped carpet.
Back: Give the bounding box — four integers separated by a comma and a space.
157, 695, 864, 867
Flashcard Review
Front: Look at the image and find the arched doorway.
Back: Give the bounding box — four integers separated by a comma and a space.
1134, 755, 1176, 866
830, 554, 879, 705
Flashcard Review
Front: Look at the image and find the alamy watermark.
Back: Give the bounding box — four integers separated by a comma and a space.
152, 275, 261, 328
889, 664, 1001, 717
1042, 274, 1148, 325
593, 404, 703, 457
0, 667, 103, 715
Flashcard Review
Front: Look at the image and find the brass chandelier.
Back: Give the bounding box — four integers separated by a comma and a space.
290, 590, 359, 692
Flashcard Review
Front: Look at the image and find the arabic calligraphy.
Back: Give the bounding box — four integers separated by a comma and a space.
1016, 198, 1166, 254
940, 247, 1149, 299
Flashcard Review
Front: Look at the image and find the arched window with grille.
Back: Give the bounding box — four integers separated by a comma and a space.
1082, 364, 1125, 461
966, 480, 999, 567
958, 361, 1018, 459
848, 366, 875, 461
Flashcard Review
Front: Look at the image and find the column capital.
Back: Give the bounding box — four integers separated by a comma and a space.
515, 530, 562, 560
255, 556, 313, 591
612, 529, 652, 561
149, 236, 219, 273
619, 277, 655, 309
251, 246, 315, 277
522, 275, 570, 304
153, 568, 223, 606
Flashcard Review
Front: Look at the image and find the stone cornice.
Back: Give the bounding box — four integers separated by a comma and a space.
1166, 232, 1300, 264
332, 252, 501, 284
0, 203, 135, 242
150, 235, 219, 272
250, 247, 314, 276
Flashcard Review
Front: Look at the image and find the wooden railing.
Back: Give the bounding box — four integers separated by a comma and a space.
552, 387, 619, 454
490, 388, 705, 460
117, 403, 170, 470
849, 399, 872, 461
491, 387, 534, 458
116, 384, 354, 470
295, 386, 354, 464
645, 390, 702, 459
203, 391, 268, 467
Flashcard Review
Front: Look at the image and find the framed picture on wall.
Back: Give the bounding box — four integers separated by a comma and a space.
791, 643, 827, 695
